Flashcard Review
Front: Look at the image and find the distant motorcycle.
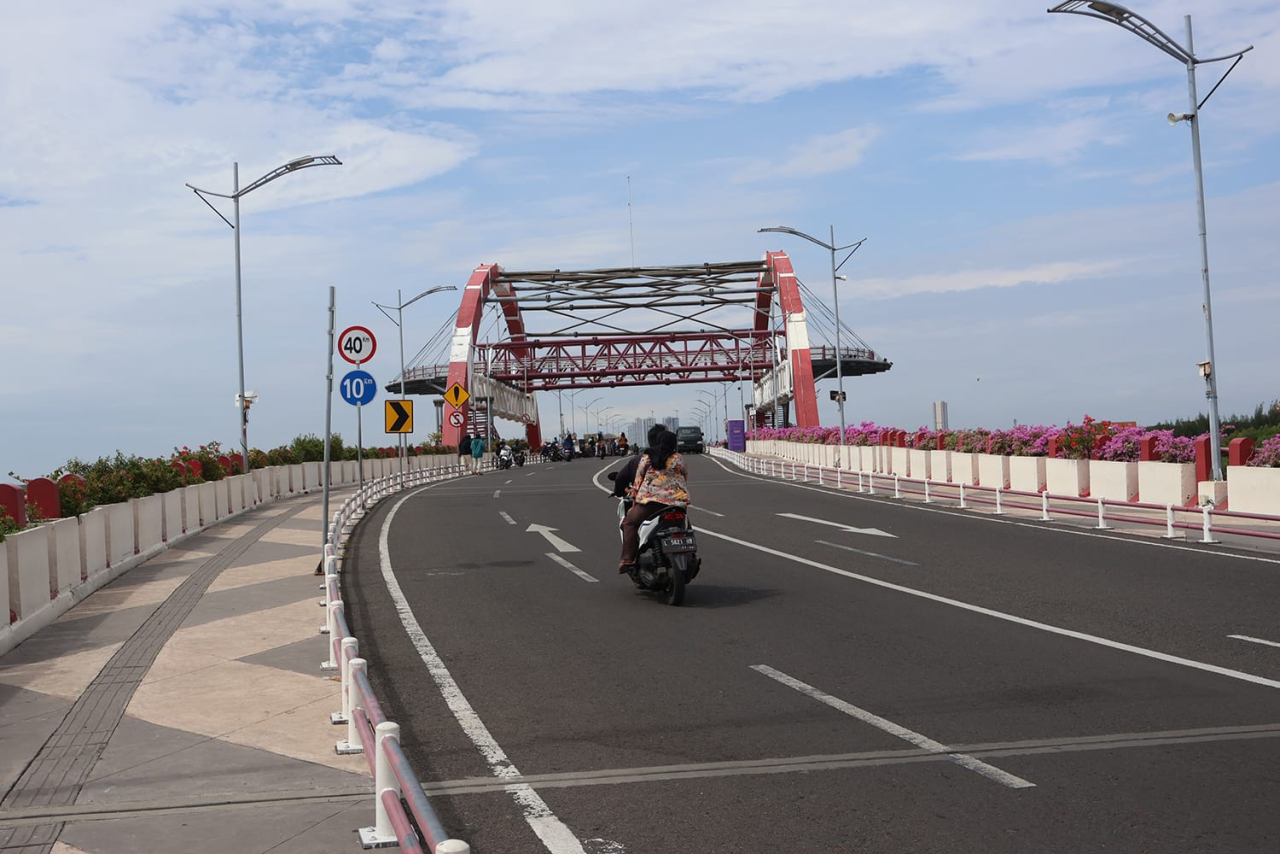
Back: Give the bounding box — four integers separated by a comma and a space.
498, 447, 514, 470
607, 472, 701, 606
514, 449, 526, 467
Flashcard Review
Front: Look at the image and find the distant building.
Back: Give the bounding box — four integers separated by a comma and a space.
663, 416, 680, 432
933, 400, 949, 431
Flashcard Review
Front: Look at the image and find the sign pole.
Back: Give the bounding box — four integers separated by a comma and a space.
322, 286, 335, 554
357, 400, 363, 488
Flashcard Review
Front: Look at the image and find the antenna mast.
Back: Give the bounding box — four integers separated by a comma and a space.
627, 175, 636, 267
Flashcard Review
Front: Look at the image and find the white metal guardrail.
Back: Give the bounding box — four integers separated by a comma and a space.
321, 453, 544, 851
709, 448, 1280, 545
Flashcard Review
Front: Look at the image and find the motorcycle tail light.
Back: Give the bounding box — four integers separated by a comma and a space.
662, 511, 686, 521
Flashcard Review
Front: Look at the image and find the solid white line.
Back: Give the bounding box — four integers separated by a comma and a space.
1229, 634, 1280, 649
703, 452, 1280, 566
546, 552, 599, 583
697, 526, 1280, 691
751, 665, 1034, 789
380, 486, 588, 854
817, 540, 919, 566
499, 511, 517, 525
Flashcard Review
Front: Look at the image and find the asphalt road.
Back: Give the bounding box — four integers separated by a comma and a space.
342, 453, 1280, 854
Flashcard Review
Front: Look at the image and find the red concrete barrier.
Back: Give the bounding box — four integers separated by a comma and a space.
26, 478, 60, 520
1140, 435, 1160, 462
1194, 435, 1211, 483
1229, 437, 1255, 467
0, 483, 26, 527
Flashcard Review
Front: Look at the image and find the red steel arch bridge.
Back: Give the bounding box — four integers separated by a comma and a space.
389, 252, 892, 449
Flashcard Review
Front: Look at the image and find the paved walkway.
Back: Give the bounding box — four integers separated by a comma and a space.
0, 488, 375, 854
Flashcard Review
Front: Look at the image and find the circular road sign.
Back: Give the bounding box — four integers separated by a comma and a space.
339, 370, 377, 406
338, 326, 377, 365
448, 411, 465, 428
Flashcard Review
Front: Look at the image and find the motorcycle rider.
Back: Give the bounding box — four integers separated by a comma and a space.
617, 427, 689, 574
610, 424, 664, 501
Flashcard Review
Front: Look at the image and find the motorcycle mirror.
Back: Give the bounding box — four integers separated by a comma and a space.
607, 472, 618, 481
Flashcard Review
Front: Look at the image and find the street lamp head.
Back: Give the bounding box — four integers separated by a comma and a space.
1086, 1, 1127, 21
1168, 111, 1195, 125
286, 156, 316, 169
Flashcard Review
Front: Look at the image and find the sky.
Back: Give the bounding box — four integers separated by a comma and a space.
3, 0, 1279, 480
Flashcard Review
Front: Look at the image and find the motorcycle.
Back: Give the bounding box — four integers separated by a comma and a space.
514, 449, 526, 467
498, 447, 514, 470
607, 473, 701, 606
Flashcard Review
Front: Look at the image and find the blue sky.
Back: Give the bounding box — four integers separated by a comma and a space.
3, 0, 1278, 479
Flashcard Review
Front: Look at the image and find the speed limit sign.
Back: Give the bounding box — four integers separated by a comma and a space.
338, 326, 377, 365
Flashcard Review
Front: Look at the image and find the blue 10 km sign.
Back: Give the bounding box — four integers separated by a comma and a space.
340, 370, 377, 406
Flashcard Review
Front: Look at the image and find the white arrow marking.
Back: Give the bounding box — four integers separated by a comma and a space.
527, 524, 581, 553
777, 512, 896, 538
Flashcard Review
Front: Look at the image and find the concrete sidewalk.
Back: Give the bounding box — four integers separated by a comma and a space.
0, 488, 377, 854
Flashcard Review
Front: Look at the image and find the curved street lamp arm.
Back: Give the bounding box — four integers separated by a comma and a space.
401, 285, 458, 310
236, 155, 343, 198
1048, 2, 1191, 63
758, 226, 831, 251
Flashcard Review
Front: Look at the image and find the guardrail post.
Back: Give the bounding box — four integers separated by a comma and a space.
994, 488, 1004, 515
893, 474, 901, 499
437, 841, 471, 853
958, 482, 966, 509
332, 637, 358, 725
868, 473, 876, 495
1040, 491, 1051, 522
923, 478, 932, 504
1200, 506, 1220, 544
835, 467, 841, 490
1094, 497, 1111, 530
818, 466, 823, 486
336, 659, 366, 755
1163, 504, 1179, 539
360, 721, 402, 848
320, 573, 339, 632
321, 602, 342, 670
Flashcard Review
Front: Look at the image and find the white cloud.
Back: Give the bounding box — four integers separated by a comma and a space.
951, 117, 1127, 165
776, 127, 881, 177
855, 260, 1125, 299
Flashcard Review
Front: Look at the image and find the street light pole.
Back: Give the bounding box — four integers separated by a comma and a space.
373, 285, 458, 488
1048, 1, 1253, 481
759, 226, 866, 452
187, 155, 342, 473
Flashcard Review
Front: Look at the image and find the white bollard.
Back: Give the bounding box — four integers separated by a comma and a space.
332, 637, 358, 724
319, 573, 339, 631
958, 481, 966, 509
893, 474, 901, 499
336, 658, 366, 755
994, 488, 1004, 515
1041, 491, 1051, 521
437, 841, 471, 853
818, 467, 823, 486
1095, 497, 1111, 530
321, 601, 342, 670
1163, 504, 1179, 539
867, 473, 875, 495
923, 478, 932, 504
857, 471, 864, 493
361, 721, 402, 846
1200, 506, 1219, 544
836, 468, 841, 490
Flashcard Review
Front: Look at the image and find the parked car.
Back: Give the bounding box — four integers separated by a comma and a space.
676, 426, 705, 454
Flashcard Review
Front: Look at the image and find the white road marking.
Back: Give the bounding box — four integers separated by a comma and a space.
752, 665, 1035, 789
546, 552, 599, 583
703, 452, 1280, 566
1229, 634, 1280, 649
493, 490, 501, 498
817, 540, 919, 566
506, 479, 513, 484
527, 523, 581, 553
692, 506, 725, 517
499, 511, 517, 525
697, 526, 1280, 691
778, 511, 896, 538
527, 471, 538, 477
379, 486, 589, 854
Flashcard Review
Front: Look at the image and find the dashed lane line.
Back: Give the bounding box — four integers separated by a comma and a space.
1229, 634, 1280, 649
817, 540, 919, 566
546, 553, 599, 583
499, 511, 517, 525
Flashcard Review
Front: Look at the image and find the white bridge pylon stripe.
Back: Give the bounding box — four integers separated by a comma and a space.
380, 485, 589, 854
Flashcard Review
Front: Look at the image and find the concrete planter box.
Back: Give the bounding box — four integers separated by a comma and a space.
271, 466, 288, 497
1046, 458, 1090, 498
361, 460, 377, 481
951, 452, 980, 486
131, 495, 164, 555
909, 449, 931, 481
214, 479, 229, 520
105, 502, 134, 566
303, 462, 322, 492
929, 450, 952, 483
253, 469, 271, 503
890, 447, 911, 477
0, 546, 8, 639
1090, 460, 1139, 503
163, 488, 185, 540
79, 507, 108, 579
48, 516, 81, 596
198, 482, 217, 527
7, 526, 52, 620
183, 485, 204, 530
1138, 461, 1197, 507
977, 454, 1010, 490
1226, 466, 1280, 516
1008, 456, 1047, 493
287, 464, 304, 493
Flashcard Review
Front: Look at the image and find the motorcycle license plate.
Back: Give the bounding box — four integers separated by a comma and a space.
662, 534, 697, 553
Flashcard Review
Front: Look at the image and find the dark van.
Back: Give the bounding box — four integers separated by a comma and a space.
676, 426, 705, 454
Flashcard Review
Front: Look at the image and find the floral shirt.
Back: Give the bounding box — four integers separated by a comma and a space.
632, 453, 690, 506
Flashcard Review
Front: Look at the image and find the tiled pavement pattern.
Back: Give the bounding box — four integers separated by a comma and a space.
0, 490, 374, 854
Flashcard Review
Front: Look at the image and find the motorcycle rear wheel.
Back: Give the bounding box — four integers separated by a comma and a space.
664, 557, 687, 606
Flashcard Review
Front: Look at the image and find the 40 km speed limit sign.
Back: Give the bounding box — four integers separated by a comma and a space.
338, 326, 377, 365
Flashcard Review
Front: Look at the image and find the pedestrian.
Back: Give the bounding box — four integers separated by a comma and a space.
458, 431, 471, 471
470, 434, 486, 474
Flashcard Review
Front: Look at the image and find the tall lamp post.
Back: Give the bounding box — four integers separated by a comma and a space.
1048, 1, 1253, 482
697, 390, 720, 442
760, 226, 866, 455
373, 285, 458, 486
187, 155, 343, 472
581, 397, 601, 437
